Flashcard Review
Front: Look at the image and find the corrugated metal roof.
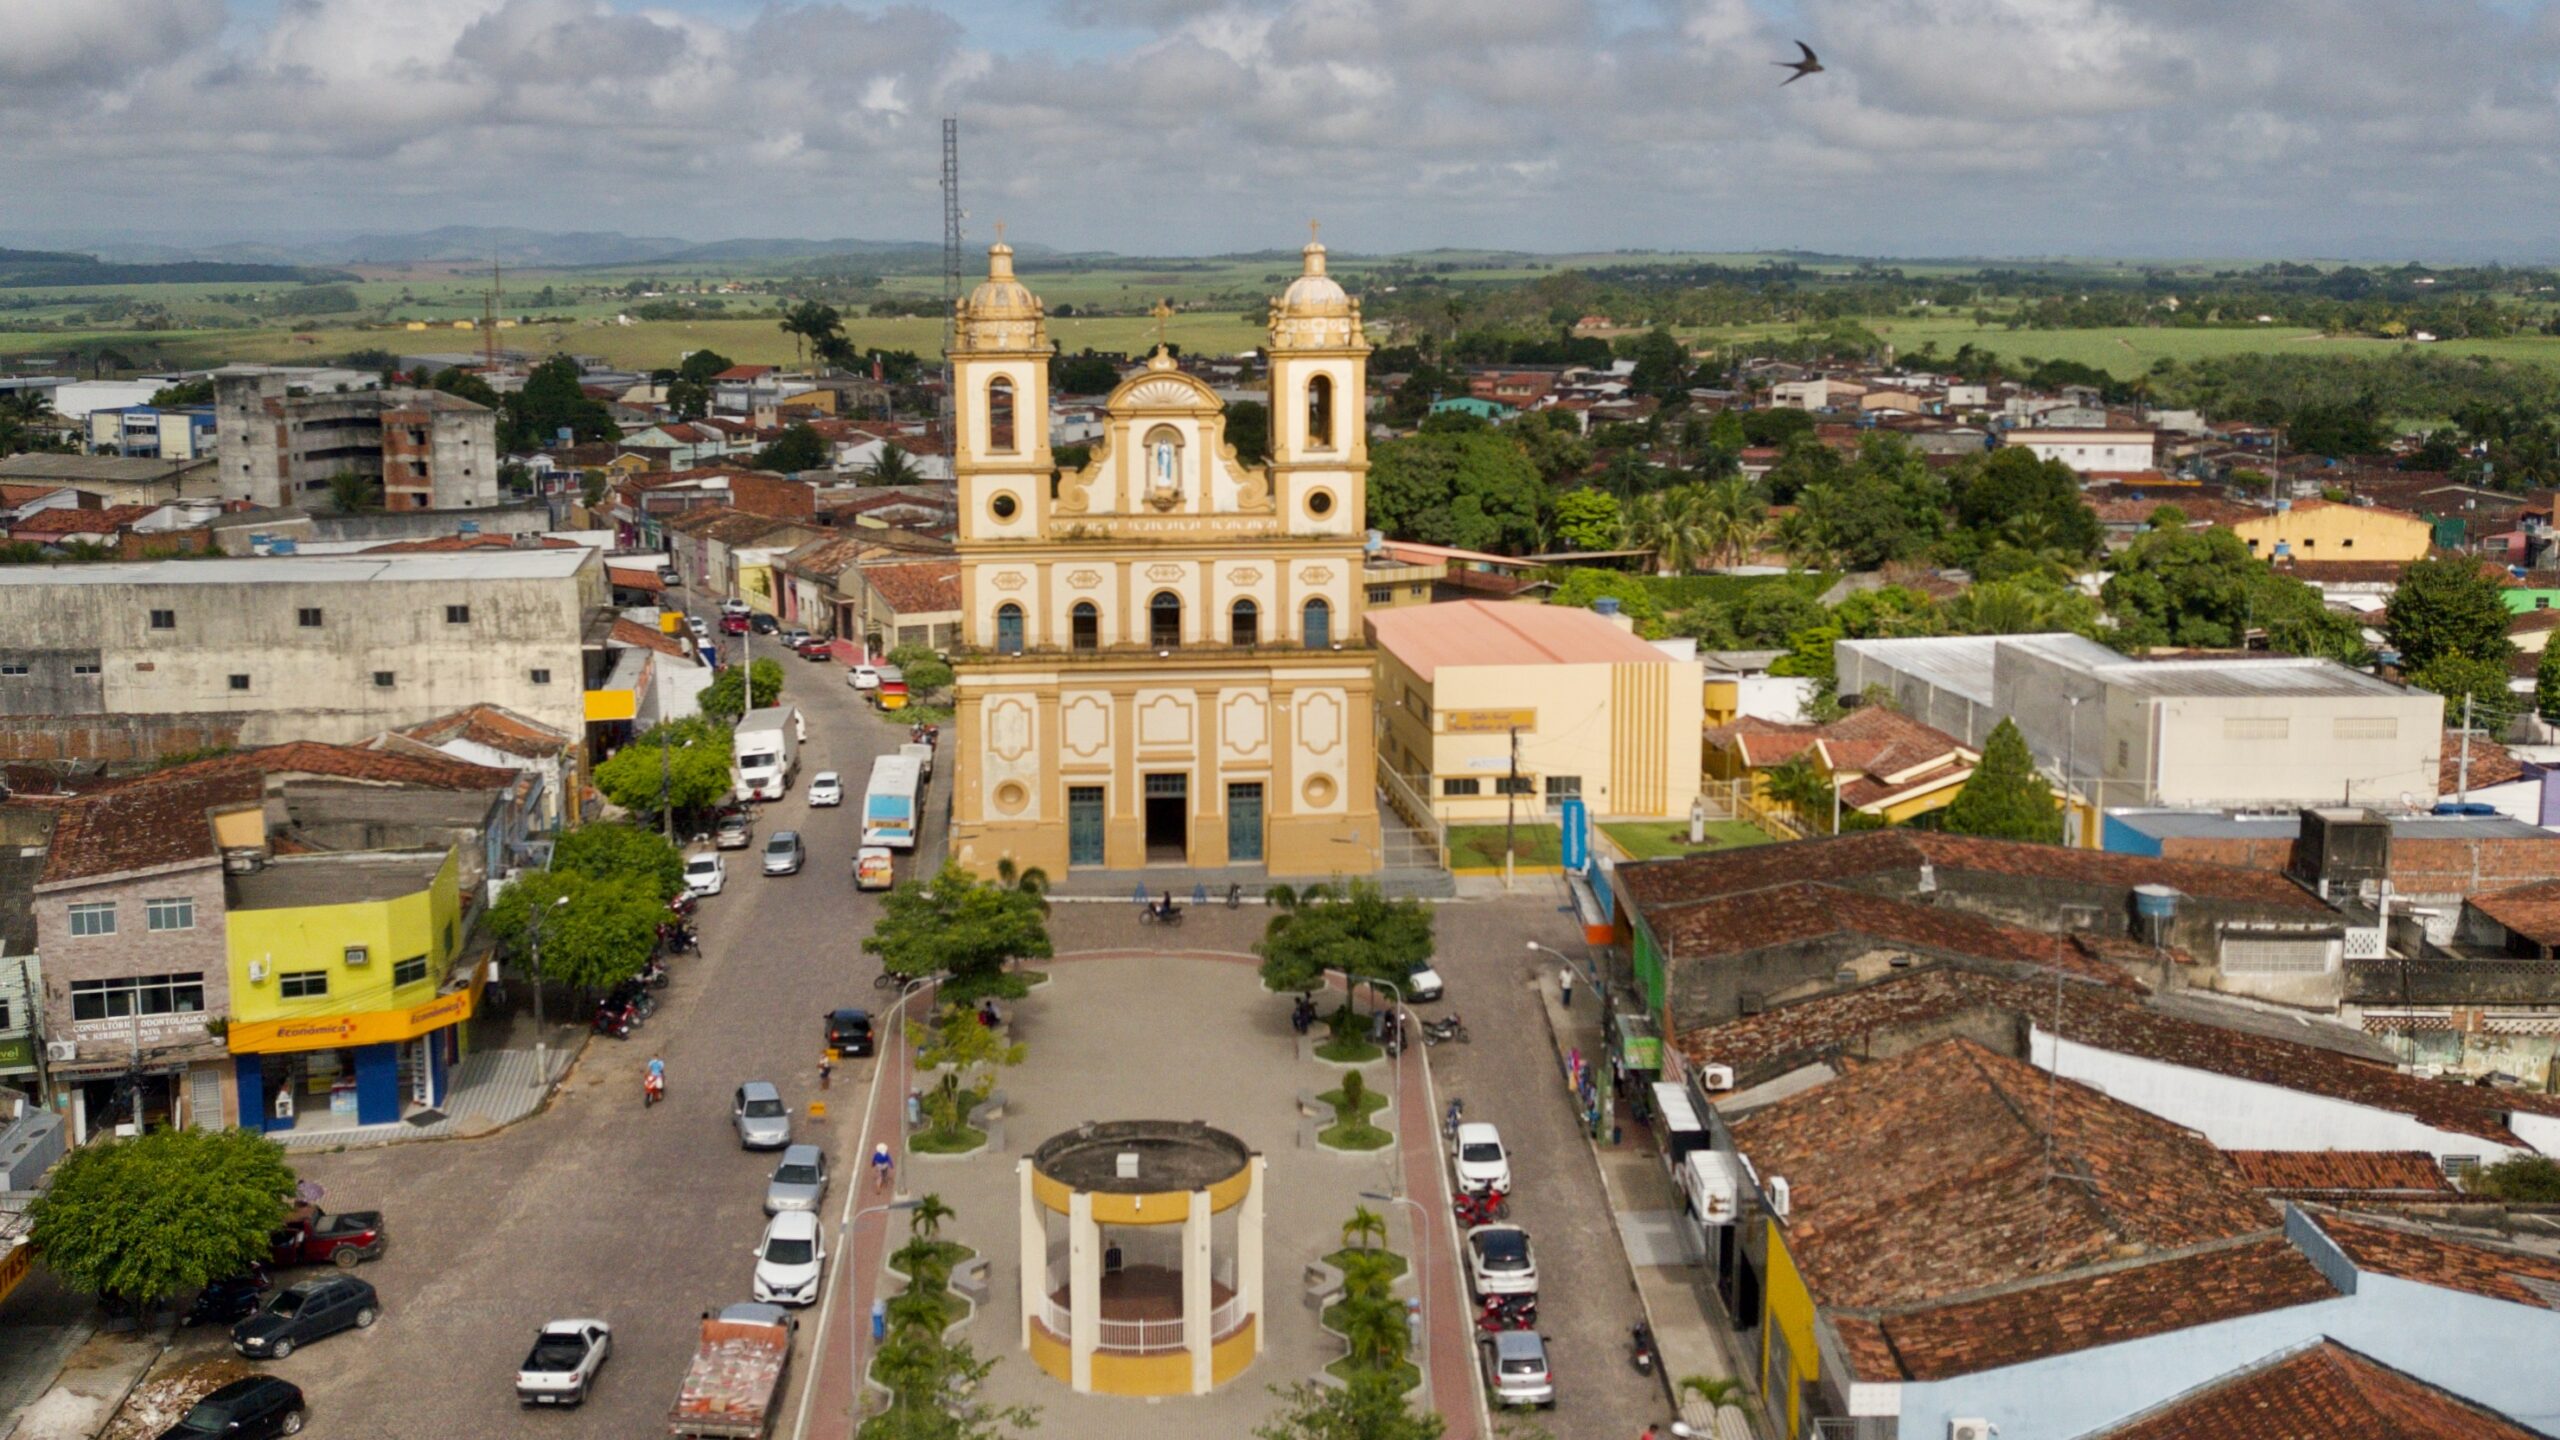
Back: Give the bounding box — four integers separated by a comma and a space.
0, 551, 594, 585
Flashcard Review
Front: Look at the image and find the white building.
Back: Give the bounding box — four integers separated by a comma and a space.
2004, 427, 2157, 474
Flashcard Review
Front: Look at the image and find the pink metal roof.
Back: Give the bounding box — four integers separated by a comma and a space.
1366, 599, 1673, 681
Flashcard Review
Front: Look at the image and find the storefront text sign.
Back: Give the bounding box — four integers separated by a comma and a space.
226, 988, 475, 1054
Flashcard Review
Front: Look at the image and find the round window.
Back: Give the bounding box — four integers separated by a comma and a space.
1307, 489, 1335, 517
990, 493, 1020, 521
1302, 774, 1338, 808
994, 782, 1029, 815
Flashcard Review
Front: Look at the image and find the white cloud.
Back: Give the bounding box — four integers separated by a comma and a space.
1, 0, 2556, 258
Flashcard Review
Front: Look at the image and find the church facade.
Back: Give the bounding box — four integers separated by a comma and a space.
944, 236, 1380, 879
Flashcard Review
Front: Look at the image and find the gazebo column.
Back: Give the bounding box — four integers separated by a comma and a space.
1184, 1188, 1214, 1394
1240, 1155, 1266, 1355
1017, 1160, 1043, 1351
1068, 1191, 1101, 1392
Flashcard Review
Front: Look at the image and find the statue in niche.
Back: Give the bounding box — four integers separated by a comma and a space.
1144, 427, 1183, 511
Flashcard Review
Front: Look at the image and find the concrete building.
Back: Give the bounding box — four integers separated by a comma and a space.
0, 453, 222, 507
0, 550, 607, 763
1834, 633, 2442, 816
87, 405, 217, 460
2004, 426, 2157, 474
215, 369, 498, 511
2232, 497, 2434, 564
947, 237, 1380, 878
1368, 599, 1703, 825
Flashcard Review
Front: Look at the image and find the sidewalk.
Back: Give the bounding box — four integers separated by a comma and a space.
794, 985, 921, 1440
271, 1045, 574, 1151
2, 1318, 169, 1440
1532, 975, 1762, 1440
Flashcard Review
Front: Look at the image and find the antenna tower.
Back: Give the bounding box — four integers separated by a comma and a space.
941, 117, 962, 431
483, 258, 502, 372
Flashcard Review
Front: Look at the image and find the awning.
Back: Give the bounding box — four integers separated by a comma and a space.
1653, 1080, 1704, 1135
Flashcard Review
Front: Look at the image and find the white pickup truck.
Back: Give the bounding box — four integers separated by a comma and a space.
516, 1319, 611, 1406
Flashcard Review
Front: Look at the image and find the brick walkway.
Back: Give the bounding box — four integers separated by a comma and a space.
795, 985, 925, 1440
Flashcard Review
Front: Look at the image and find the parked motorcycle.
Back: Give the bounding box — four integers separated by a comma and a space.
1421, 1014, 1469, 1046
1629, 1320, 1658, 1376
667, 891, 698, 919
1476, 1295, 1537, 1332
592, 1000, 635, 1039
1453, 1187, 1508, 1225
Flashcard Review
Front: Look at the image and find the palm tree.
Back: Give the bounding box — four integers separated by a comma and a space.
1699, 476, 1768, 568
907, 1192, 953, 1242
1338, 1248, 1400, 1301
1341, 1204, 1387, 1254
994, 858, 1050, 913
1679, 1373, 1751, 1415
1625, 484, 1718, 576
866, 445, 924, 486
1761, 755, 1837, 834
1338, 1293, 1409, 1373
885, 1288, 945, 1338
1773, 508, 1836, 571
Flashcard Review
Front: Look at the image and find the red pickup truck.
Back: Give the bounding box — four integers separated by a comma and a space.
271, 1207, 386, 1270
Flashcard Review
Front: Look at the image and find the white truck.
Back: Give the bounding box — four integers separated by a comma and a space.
732, 706, 801, 803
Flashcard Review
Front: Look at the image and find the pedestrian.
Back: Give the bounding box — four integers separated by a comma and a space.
818, 1052, 834, 1090
872, 1141, 894, 1192
1560, 965, 1574, 1008
1641, 1427, 1658, 1440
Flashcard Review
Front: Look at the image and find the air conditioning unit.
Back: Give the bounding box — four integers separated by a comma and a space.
1766, 1174, 1792, 1219
1950, 1422, 1994, 1440
247, 960, 268, 983
1700, 1063, 1736, 1092
343, 946, 370, 967
46, 1040, 77, 1063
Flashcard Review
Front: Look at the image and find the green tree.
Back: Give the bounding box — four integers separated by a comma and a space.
701, 658, 786, 723
550, 822, 684, 901
1254, 879, 1435, 999
484, 868, 661, 993
906, 1002, 1027, 1143
1941, 718, 2060, 843
865, 861, 1054, 1001
1947, 446, 2101, 561
503, 355, 619, 451
1225, 400, 1271, 467
908, 1192, 954, 1242
2468, 1155, 2560, 1201
1761, 755, 1837, 833
1790, 436, 1947, 570
1254, 1377, 1444, 1440
1365, 429, 1544, 553
2537, 645, 2560, 726
779, 300, 844, 367
1731, 586, 1826, 647
676, 349, 734, 385
149, 378, 214, 407
1625, 326, 1691, 400
666, 377, 709, 420
592, 719, 735, 820
1505, 409, 1594, 488
29, 1128, 296, 1312
324, 470, 380, 513
754, 423, 832, 474
0, 390, 71, 457
2385, 556, 2513, 673
1543, 568, 1663, 633
866, 445, 925, 486
1550, 488, 1622, 551
428, 366, 502, 408
1051, 351, 1123, 395
889, 644, 955, 701
1341, 1204, 1386, 1253
1942, 576, 2101, 637
2410, 653, 2518, 731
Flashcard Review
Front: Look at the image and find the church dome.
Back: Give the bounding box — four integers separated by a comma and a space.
964, 241, 1040, 320
1275, 239, 1350, 318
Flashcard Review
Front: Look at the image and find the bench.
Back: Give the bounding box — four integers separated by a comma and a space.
1304, 1259, 1343, 1310
952, 1257, 990, 1304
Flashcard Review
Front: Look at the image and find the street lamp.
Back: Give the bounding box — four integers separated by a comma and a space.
527, 894, 569, 1089
1344, 971, 1408, 1176
888, 975, 933, 1194
1359, 1188, 1430, 1387
848, 1196, 922, 1417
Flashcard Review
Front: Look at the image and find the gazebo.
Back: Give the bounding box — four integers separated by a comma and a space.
1018, 1119, 1266, 1396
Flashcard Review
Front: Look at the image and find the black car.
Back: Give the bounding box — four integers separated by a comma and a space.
824, 1008, 875, 1057
159, 1375, 306, 1438
232, 1275, 379, 1359
750, 612, 779, 634
182, 1270, 271, 1327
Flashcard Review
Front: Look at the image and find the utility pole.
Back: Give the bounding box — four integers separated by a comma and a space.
1503, 726, 1520, 892
483, 258, 502, 373
940, 116, 962, 440
2459, 693, 2475, 803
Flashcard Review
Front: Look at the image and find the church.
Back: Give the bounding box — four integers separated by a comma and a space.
944, 233, 1381, 880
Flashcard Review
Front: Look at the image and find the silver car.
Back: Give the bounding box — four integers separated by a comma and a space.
764, 1144, 830, 1215
762, 831, 805, 877
732, 1081, 791, 1150
1481, 1329, 1554, 1408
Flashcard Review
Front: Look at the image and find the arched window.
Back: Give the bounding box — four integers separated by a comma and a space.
987, 376, 1016, 453
995, 602, 1025, 656
1231, 598, 1260, 647
1306, 373, 1334, 451
1302, 597, 1332, 649
1150, 592, 1183, 649
1071, 601, 1099, 651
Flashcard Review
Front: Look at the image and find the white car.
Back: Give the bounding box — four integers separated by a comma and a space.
847, 665, 881, 691
1406, 963, 1445, 1003
1465, 1223, 1537, 1297
1453, 1121, 1512, 1196
751, 1210, 826, 1306
807, 772, 843, 807
515, 1319, 611, 1406
685, 615, 709, 638
721, 597, 751, 616
683, 853, 727, 898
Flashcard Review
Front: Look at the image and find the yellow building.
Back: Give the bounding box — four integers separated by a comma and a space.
1703, 708, 1978, 831
947, 236, 1380, 877
2231, 497, 2431, 563
224, 848, 472, 1135
1368, 599, 1703, 825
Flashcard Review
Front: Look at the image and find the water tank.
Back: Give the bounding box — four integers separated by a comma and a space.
1363, 529, 1384, 556
458, 519, 480, 537
269, 538, 297, 555
1593, 597, 1621, 616
2131, 884, 2181, 946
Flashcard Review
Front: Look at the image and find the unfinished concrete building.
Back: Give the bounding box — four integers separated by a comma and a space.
215, 369, 500, 512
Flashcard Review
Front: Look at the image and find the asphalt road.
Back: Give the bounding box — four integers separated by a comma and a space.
171, 632, 938, 1439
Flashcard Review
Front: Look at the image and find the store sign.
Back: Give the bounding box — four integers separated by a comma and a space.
0, 1242, 32, 1308
0, 1035, 33, 1071
1444, 709, 1535, 734
71, 1014, 208, 1048
227, 988, 475, 1055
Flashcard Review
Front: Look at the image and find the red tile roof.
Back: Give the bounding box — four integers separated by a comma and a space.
37, 768, 263, 884
2439, 735, 2526, 794
395, 704, 570, 760
147, 741, 515, 794
609, 617, 692, 658
1729, 1039, 2277, 1312
361, 534, 582, 553
1644, 884, 2125, 984
1836, 1234, 2333, 1383
2224, 1151, 2455, 1198
2087, 1340, 2542, 1440
2317, 1211, 2560, 1308
1681, 967, 2108, 1080
11, 502, 158, 537
861, 560, 961, 616
2469, 877, 2560, 948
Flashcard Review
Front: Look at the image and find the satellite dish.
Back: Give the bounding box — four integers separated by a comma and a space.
2398, 792, 2413, 812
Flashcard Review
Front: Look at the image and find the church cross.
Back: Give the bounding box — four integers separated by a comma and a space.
1151, 298, 1173, 352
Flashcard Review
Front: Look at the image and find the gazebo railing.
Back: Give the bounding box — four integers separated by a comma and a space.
1097, 1315, 1188, 1354
1209, 1292, 1250, 1338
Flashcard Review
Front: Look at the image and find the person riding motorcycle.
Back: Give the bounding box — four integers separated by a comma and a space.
644, 1055, 666, 1105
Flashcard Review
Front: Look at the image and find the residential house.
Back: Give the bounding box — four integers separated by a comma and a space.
846, 558, 962, 657
374, 703, 579, 830
0, 453, 223, 507
1703, 707, 1979, 830
2233, 498, 2434, 564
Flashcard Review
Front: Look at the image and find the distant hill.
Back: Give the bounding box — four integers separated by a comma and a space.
0, 247, 350, 289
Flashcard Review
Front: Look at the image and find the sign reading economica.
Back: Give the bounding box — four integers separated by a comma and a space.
1442, 709, 1536, 734
224, 988, 475, 1055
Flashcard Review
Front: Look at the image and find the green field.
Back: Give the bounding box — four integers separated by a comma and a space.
1681, 314, 2560, 374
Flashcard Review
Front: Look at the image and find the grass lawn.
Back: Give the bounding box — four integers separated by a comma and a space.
1318, 1086, 1391, 1151
1323, 1247, 1409, 1280
910, 1125, 986, 1155
1448, 824, 1563, 868
1602, 819, 1774, 860
1315, 1033, 1382, 1065
1324, 1354, 1423, 1394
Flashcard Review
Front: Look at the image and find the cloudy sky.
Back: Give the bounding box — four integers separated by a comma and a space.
5, 0, 2559, 259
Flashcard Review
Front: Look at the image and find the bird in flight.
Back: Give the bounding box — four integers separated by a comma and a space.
1776, 40, 1823, 86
